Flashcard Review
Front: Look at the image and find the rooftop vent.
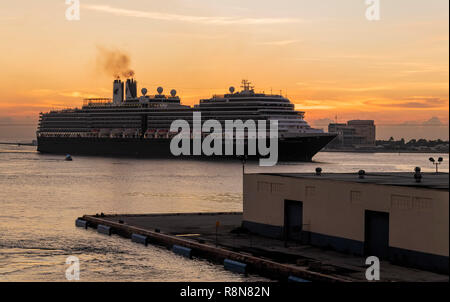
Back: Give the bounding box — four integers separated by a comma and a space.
414, 167, 422, 183
358, 170, 366, 179
315, 167, 322, 176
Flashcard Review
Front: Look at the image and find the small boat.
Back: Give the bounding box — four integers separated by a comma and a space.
65, 154, 73, 161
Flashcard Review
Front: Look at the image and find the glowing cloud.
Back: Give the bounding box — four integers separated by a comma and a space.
83, 4, 302, 25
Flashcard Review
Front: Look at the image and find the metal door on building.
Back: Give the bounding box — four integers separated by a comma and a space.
284, 200, 303, 241
364, 210, 390, 259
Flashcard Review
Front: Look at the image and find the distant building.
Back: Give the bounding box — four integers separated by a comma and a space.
348, 120, 376, 146
328, 123, 364, 147
243, 172, 449, 274
328, 120, 376, 147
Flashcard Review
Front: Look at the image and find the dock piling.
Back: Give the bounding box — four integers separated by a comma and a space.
172, 245, 192, 258
224, 259, 247, 274
97, 224, 112, 236
75, 218, 88, 229
288, 275, 311, 282
131, 233, 148, 245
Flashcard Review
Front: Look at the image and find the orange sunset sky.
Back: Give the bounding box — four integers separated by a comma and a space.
0, 0, 448, 140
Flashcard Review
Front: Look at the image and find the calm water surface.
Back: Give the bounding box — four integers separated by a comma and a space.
0, 145, 448, 281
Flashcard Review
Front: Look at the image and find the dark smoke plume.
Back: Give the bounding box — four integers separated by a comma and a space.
96, 46, 135, 79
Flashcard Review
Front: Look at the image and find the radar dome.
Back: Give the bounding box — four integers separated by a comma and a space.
157, 87, 163, 95
170, 89, 177, 97
229, 86, 235, 93
141, 88, 147, 96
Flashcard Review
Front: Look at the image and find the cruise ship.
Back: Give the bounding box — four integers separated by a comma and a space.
37, 79, 336, 161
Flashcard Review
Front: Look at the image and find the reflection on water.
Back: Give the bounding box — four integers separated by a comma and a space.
0, 145, 448, 281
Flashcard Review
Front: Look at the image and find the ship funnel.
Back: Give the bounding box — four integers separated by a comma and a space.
113, 79, 124, 105
126, 79, 137, 100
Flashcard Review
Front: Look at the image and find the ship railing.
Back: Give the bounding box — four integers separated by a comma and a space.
204, 93, 286, 100
39, 129, 279, 140
38, 132, 93, 138
143, 129, 275, 139
83, 98, 113, 106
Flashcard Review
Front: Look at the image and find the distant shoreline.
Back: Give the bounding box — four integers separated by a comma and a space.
323, 149, 448, 154
0, 142, 448, 155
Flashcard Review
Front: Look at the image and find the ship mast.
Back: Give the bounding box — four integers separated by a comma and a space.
240, 79, 254, 92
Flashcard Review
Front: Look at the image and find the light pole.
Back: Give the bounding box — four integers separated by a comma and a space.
429, 157, 443, 174
240, 155, 248, 195
240, 155, 248, 177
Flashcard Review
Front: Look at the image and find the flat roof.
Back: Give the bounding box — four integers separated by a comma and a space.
256, 172, 449, 191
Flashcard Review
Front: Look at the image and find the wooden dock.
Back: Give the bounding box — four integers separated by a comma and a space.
77, 213, 350, 282
76, 212, 448, 282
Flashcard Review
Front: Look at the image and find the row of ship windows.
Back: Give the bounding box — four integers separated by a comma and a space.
41, 106, 295, 115
39, 112, 294, 120
37, 132, 282, 139
43, 104, 293, 112
40, 119, 306, 126
40, 115, 300, 123
40, 122, 306, 130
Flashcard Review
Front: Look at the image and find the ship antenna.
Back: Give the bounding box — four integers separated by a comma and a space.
241, 79, 254, 92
